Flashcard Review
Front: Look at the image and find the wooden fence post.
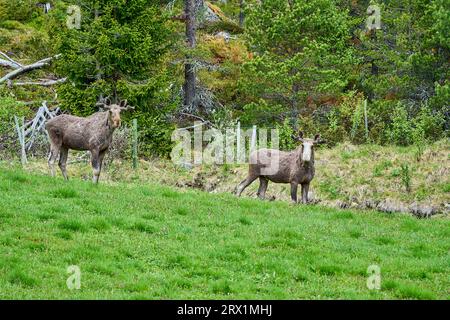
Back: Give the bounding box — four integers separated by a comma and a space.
250, 125, 257, 154
14, 115, 27, 165
132, 119, 138, 169
364, 99, 369, 142
236, 121, 244, 163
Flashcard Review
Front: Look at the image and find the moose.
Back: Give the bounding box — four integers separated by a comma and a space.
235, 132, 323, 204
45, 98, 133, 183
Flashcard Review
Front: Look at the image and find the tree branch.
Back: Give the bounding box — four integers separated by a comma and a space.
9, 77, 67, 87
0, 51, 22, 69
0, 54, 61, 84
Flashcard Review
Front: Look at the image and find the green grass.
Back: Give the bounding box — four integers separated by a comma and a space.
0, 167, 449, 299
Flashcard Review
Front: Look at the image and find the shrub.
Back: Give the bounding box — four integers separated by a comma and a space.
0, 96, 31, 159
0, 96, 29, 134
400, 163, 412, 193
413, 104, 445, 141
0, 0, 38, 23
276, 118, 298, 151
388, 103, 414, 146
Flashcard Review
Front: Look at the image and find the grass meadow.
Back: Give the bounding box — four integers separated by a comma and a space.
0, 167, 448, 299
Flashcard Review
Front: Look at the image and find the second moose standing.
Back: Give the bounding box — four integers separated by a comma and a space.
236, 132, 322, 204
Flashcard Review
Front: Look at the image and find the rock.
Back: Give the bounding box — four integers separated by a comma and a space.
376, 199, 408, 213
202, 3, 221, 24
358, 199, 379, 210
178, 162, 193, 170
409, 203, 438, 218
336, 200, 350, 209
215, 31, 232, 43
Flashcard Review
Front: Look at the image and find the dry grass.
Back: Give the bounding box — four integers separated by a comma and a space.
3, 139, 449, 216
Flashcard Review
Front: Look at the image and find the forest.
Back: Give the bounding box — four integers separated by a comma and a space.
0, 0, 448, 157
0, 0, 449, 301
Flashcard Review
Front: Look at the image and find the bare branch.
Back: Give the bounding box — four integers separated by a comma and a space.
0, 51, 22, 69
0, 59, 20, 69
0, 54, 61, 84
179, 112, 209, 123
11, 77, 67, 87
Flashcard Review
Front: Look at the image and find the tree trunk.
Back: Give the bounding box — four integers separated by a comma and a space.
239, 0, 245, 27
184, 0, 197, 109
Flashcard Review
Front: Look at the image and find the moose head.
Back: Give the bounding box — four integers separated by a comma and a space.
96, 98, 134, 129
292, 131, 324, 163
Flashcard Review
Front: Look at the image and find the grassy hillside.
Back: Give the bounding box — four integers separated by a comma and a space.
10, 139, 450, 216
0, 167, 449, 299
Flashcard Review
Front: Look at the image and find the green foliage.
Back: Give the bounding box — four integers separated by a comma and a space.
276, 118, 298, 151
428, 81, 449, 130
400, 163, 412, 193
389, 103, 414, 146
387, 102, 445, 147
0, 0, 448, 153
0, 95, 29, 135
0, 94, 31, 159
239, 0, 356, 124
49, 0, 174, 156
0, 0, 38, 23
236, 0, 447, 145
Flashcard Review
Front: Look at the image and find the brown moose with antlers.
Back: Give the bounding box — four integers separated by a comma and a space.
45, 98, 133, 183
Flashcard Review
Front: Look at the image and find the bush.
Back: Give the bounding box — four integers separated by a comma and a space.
413, 104, 445, 141
276, 118, 298, 151
0, 0, 38, 23
0, 96, 31, 159
137, 114, 176, 158
0, 96, 28, 133
386, 102, 445, 147
388, 103, 414, 146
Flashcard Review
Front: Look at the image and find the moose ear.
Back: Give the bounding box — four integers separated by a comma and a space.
298, 131, 304, 142
104, 97, 111, 106
120, 99, 127, 108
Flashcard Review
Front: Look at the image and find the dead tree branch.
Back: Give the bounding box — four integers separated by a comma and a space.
0, 54, 61, 84
10, 77, 67, 87
0, 51, 22, 69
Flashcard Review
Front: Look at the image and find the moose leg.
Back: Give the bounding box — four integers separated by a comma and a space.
236, 175, 258, 196
257, 177, 269, 200
98, 149, 107, 174
48, 142, 61, 177
290, 182, 298, 203
301, 183, 310, 204
58, 147, 69, 180
91, 149, 101, 184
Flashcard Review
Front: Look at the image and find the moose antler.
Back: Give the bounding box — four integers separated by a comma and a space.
119, 99, 135, 111
96, 96, 111, 109
291, 131, 304, 142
